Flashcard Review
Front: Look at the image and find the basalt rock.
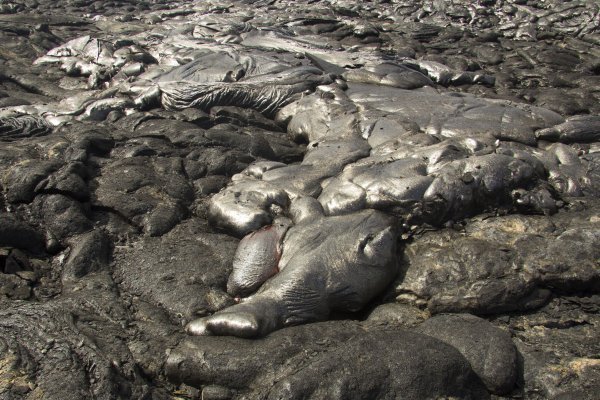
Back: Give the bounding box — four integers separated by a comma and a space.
168, 321, 490, 400
1, 0, 599, 399
415, 313, 518, 395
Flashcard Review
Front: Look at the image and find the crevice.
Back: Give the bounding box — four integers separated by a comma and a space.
90, 204, 143, 233
534, 320, 592, 329
36, 188, 90, 202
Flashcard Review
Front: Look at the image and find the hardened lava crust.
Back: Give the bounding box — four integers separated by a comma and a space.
0, 1, 599, 399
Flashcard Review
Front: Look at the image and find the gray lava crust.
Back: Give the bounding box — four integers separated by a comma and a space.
0, 1, 599, 399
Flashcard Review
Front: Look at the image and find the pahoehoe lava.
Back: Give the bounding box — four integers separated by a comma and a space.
0, 1, 599, 399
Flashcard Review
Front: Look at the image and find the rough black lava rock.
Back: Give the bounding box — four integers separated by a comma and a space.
0, 1, 599, 399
